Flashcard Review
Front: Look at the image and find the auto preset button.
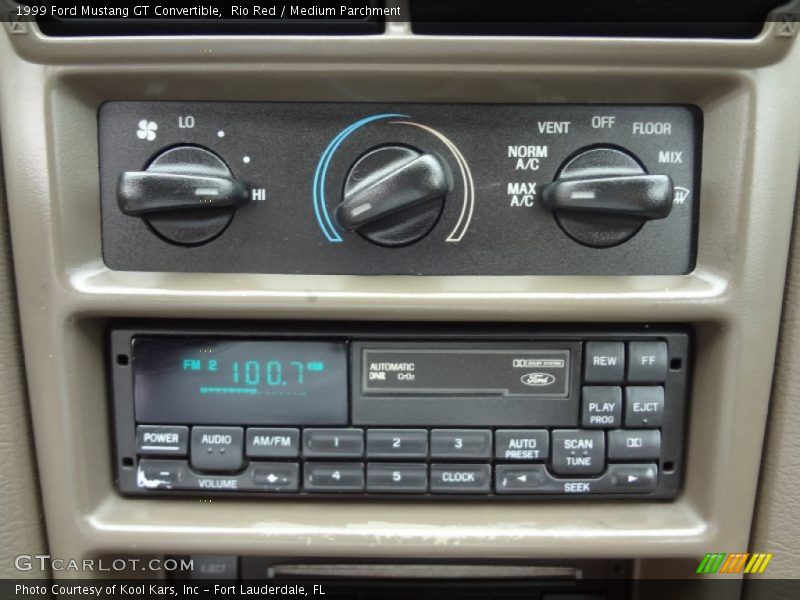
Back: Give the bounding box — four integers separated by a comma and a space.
430, 429, 492, 459
551, 430, 605, 475
190, 426, 244, 472
430, 464, 491, 493
494, 430, 549, 460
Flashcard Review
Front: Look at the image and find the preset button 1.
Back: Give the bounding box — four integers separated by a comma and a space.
303, 429, 364, 458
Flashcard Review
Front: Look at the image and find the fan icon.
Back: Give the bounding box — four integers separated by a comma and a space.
136, 119, 158, 141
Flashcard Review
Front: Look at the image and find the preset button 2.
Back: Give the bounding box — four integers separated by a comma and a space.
366, 429, 428, 458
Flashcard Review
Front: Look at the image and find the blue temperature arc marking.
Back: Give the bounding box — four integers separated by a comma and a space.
313, 113, 410, 242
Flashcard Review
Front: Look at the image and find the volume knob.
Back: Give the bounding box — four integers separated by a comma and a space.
335, 145, 452, 247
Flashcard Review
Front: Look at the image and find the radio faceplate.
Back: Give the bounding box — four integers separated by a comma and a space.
110, 325, 690, 499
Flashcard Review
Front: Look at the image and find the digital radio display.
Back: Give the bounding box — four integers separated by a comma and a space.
131, 337, 348, 425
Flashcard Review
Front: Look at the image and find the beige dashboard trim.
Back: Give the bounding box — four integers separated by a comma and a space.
0, 19, 798, 569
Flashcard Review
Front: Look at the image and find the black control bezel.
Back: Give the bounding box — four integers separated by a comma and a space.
110, 322, 690, 500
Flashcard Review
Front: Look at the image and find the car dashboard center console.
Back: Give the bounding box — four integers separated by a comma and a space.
2, 10, 799, 587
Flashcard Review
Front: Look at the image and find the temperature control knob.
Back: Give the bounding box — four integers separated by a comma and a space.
117, 145, 249, 246
541, 147, 674, 248
335, 145, 453, 247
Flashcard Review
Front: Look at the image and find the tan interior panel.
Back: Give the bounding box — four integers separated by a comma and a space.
1, 12, 799, 583
747, 182, 800, 582
0, 145, 48, 578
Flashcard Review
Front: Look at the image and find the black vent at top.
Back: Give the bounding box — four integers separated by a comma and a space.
35, 1, 386, 36
410, 0, 790, 38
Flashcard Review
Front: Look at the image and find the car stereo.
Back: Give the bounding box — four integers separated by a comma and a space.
110, 325, 689, 499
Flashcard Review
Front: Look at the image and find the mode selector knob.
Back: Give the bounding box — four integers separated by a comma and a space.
335, 145, 453, 247
117, 145, 249, 246
541, 147, 674, 248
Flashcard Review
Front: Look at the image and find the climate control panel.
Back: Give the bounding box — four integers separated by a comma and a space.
99, 102, 700, 275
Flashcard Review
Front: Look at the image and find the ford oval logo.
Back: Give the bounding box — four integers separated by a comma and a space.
521, 372, 556, 387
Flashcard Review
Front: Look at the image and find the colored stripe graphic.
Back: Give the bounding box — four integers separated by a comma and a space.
697, 553, 727, 574
744, 553, 773, 574
698, 552, 773, 575
720, 553, 748, 573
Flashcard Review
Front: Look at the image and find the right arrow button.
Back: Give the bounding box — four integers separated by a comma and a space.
606, 464, 658, 492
